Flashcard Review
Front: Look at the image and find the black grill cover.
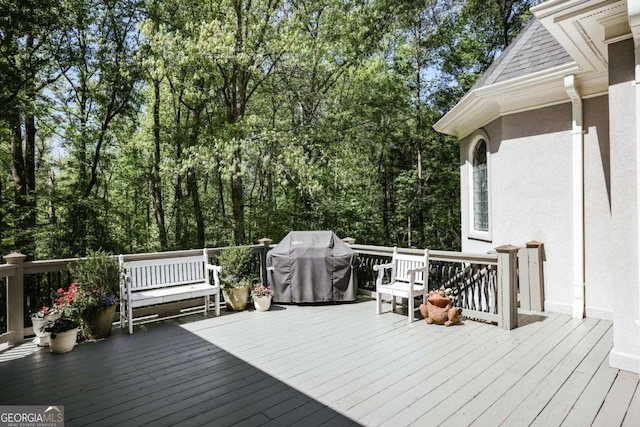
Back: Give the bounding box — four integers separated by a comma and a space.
267, 231, 356, 303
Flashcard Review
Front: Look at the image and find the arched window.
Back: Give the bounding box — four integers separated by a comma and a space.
472, 139, 489, 232
468, 132, 491, 240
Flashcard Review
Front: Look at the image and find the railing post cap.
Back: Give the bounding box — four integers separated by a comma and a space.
258, 237, 272, 246
526, 240, 544, 248
342, 237, 356, 245
4, 252, 27, 264
495, 244, 520, 253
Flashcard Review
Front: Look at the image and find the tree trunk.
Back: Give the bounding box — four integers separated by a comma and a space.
414, 23, 425, 247
9, 106, 36, 256
151, 79, 168, 250
187, 109, 205, 247
188, 173, 205, 248
232, 171, 246, 244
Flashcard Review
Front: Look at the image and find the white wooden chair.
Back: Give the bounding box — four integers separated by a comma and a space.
373, 247, 429, 322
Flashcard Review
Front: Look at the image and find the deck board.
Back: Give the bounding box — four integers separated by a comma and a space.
592, 370, 639, 427
1, 297, 638, 426
530, 327, 613, 426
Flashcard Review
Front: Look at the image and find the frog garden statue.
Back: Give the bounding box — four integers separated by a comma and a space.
419, 290, 461, 327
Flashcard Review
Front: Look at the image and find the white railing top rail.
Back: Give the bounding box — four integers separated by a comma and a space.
0, 264, 16, 279
350, 244, 498, 265
11, 244, 270, 275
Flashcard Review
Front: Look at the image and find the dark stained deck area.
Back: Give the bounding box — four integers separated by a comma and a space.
1, 297, 638, 426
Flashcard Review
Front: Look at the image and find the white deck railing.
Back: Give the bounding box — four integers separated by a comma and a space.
350, 243, 541, 330
1, 238, 543, 348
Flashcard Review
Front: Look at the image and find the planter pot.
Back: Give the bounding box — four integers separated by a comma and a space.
49, 328, 79, 353
253, 295, 272, 312
222, 286, 250, 311
82, 304, 117, 339
31, 313, 61, 347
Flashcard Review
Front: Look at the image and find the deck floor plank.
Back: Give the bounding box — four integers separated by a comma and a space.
560, 353, 622, 426
530, 327, 613, 427
592, 370, 640, 427
392, 313, 578, 426
469, 319, 610, 426
0, 298, 636, 427
622, 382, 640, 427
452, 317, 600, 426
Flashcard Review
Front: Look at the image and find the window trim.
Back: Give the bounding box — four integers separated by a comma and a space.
467, 130, 492, 241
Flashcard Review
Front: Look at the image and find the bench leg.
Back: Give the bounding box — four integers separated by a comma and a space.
119, 300, 125, 329
128, 302, 134, 335
376, 292, 382, 315
204, 295, 209, 314
215, 291, 220, 316
391, 297, 397, 313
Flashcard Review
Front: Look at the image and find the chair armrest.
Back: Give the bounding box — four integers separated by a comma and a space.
373, 262, 393, 272
266, 266, 274, 271
373, 262, 393, 289
407, 265, 429, 276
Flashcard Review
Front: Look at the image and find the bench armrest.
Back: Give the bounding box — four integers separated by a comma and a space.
206, 264, 222, 273
206, 264, 221, 287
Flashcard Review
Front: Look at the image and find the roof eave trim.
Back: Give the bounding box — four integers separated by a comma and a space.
434, 62, 580, 139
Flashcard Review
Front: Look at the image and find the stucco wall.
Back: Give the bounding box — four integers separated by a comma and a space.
460, 96, 613, 319
583, 95, 612, 320
608, 38, 640, 373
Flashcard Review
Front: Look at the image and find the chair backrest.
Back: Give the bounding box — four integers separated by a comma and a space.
120, 251, 209, 291
392, 249, 429, 285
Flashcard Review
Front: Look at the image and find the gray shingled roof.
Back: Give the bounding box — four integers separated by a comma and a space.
472, 18, 573, 89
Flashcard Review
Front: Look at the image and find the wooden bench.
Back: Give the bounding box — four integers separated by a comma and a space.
373, 247, 429, 323
119, 249, 221, 334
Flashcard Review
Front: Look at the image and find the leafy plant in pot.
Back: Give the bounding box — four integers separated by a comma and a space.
217, 246, 255, 311
41, 284, 81, 353
68, 250, 120, 340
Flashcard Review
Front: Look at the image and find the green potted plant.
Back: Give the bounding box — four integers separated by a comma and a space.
68, 250, 120, 339
217, 246, 254, 311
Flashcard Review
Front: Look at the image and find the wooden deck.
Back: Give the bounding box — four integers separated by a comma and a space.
0, 297, 638, 426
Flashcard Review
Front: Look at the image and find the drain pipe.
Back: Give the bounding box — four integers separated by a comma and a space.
565, 74, 585, 319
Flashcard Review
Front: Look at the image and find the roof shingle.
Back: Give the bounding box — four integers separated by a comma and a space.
472, 18, 574, 89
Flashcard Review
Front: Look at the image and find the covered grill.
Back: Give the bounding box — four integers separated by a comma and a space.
267, 231, 357, 303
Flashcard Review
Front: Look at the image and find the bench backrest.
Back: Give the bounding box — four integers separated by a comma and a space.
392, 249, 429, 285
120, 252, 209, 291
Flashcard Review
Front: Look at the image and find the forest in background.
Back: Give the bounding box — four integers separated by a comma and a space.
0, 0, 539, 259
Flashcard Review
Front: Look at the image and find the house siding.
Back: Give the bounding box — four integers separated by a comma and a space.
583, 95, 612, 320
460, 97, 613, 320
608, 38, 640, 373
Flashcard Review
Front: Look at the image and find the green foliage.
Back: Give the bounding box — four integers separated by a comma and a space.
0, 0, 537, 259
216, 246, 254, 288
68, 250, 120, 309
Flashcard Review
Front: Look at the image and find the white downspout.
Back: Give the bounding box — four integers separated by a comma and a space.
633, 9, 640, 377
564, 74, 585, 319
636, 44, 640, 378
